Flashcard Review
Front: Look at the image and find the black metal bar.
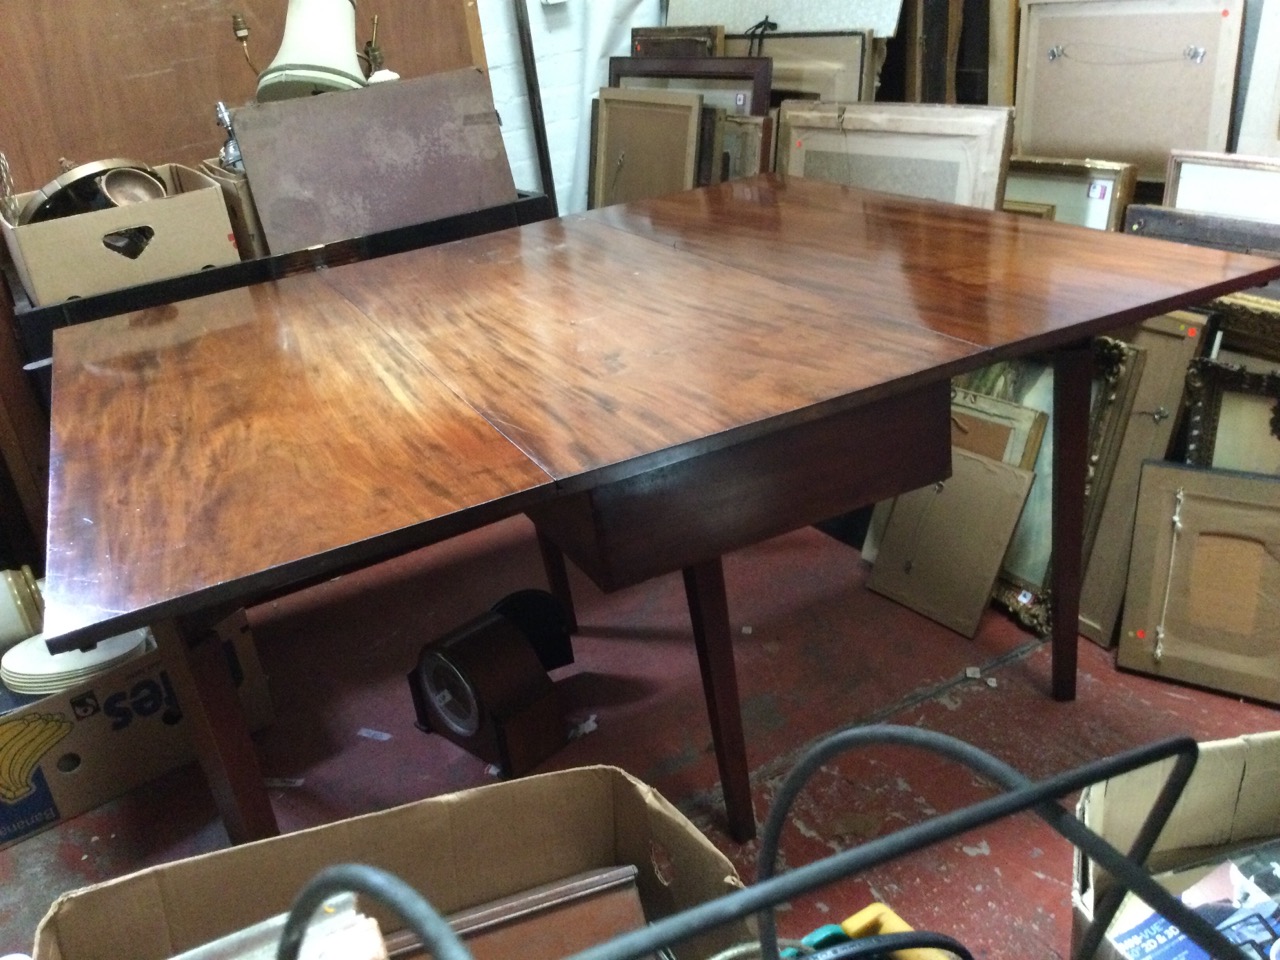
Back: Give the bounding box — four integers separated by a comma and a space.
11, 193, 553, 364
564, 729, 1244, 960
8, 193, 555, 410
511, 0, 558, 216
756, 727, 1231, 960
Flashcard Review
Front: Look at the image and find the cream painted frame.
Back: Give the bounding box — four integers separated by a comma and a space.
777, 101, 1014, 210
1164, 150, 1280, 225
1118, 460, 1280, 705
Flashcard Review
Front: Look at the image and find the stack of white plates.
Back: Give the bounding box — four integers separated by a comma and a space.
0, 627, 150, 696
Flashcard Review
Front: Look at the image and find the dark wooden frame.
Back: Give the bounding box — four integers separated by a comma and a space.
608, 56, 774, 117
630, 25, 725, 57
1124, 205, 1280, 258
1183, 357, 1280, 468
723, 30, 876, 102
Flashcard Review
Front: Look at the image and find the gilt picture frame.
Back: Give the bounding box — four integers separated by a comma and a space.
1183, 357, 1280, 474
1207, 292, 1280, 367
1079, 311, 1204, 647
1002, 199, 1056, 220
1004, 156, 1136, 231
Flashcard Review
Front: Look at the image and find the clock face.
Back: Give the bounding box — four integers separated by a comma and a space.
421, 652, 480, 737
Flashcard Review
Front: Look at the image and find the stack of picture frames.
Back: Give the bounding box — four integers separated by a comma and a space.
864, 341, 1146, 638
1117, 293, 1280, 706
588, 22, 885, 209
865, 387, 1042, 637
1095, 148, 1280, 686
827, 126, 1212, 649
1125, 150, 1280, 298
588, 52, 774, 208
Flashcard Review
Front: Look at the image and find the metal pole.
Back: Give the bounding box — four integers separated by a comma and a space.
512, 0, 559, 215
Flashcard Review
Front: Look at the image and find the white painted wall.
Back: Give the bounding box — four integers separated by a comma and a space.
476, 0, 662, 213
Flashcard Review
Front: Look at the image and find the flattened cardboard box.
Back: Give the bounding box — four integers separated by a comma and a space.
1072, 730, 1280, 959
33, 765, 751, 960
0, 614, 270, 851
0, 163, 239, 306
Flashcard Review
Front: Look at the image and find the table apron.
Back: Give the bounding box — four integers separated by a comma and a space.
528, 381, 952, 591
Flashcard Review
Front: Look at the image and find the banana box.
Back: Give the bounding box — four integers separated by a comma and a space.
0, 612, 270, 850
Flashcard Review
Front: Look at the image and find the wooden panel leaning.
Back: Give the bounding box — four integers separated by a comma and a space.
0, 0, 484, 193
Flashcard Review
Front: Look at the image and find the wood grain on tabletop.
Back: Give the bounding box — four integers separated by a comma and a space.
593, 175, 1280, 352
42, 173, 1280, 644
42, 273, 552, 644
317, 215, 982, 483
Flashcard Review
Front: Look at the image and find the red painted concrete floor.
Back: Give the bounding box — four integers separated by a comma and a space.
2, 516, 1277, 955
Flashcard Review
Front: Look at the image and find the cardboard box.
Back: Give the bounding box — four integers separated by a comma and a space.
1, 163, 239, 306
0, 614, 271, 851
1099, 839, 1280, 959
32, 765, 751, 960
1072, 731, 1280, 959
199, 159, 270, 260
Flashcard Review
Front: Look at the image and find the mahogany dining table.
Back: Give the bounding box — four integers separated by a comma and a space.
40, 174, 1280, 844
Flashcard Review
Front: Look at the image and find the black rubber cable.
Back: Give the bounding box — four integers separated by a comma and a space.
807, 930, 975, 960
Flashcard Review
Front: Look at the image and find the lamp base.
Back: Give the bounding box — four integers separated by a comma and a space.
256, 64, 365, 102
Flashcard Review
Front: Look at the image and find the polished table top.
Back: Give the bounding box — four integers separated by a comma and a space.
43, 174, 1280, 650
